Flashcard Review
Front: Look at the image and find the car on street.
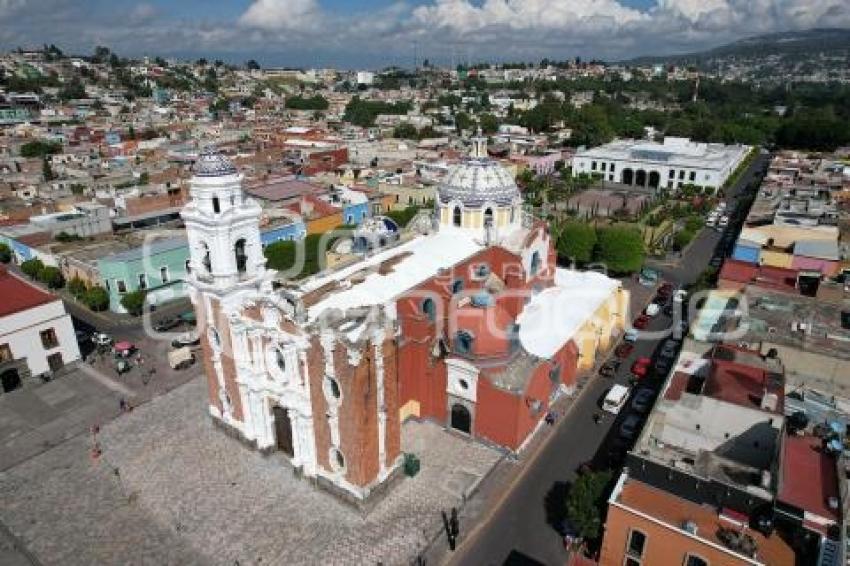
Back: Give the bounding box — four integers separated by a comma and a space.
154, 317, 182, 332
91, 332, 112, 346
171, 331, 201, 348
631, 357, 651, 378
624, 328, 639, 343
659, 339, 679, 359
644, 303, 661, 317
619, 414, 643, 440
603, 384, 631, 414
615, 343, 635, 358
654, 357, 672, 376
662, 304, 674, 317
599, 359, 621, 378
631, 388, 655, 414
633, 315, 650, 329
709, 256, 723, 268
658, 282, 674, 296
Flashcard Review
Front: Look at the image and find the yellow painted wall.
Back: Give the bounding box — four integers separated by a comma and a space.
760, 250, 793, 268
399, 399, 420, 422
306, 212, 343, 235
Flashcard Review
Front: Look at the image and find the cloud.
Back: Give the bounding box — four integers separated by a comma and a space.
0, 0, 848, 66
239, 0, 322, 31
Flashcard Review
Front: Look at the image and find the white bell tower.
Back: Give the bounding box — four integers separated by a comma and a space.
181, 149, 266, 293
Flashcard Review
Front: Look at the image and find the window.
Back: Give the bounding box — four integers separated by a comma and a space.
0, 343, 12, 363
549, 364, 561, 384
160, 266, 170, 283
601, 162, 607, 171
346, 215, 353, 223
530, 251, 541, 276
685, 555, 708, 566
689, 171, 696, 182
212, 196, 220, 214
330, 448, 345, 472
184, 259, 191, 275
626, 529, 647, 561
104, 279, 110, 291
453, 206, 462, 227
138, 273, 147, 290
47, 352, 63, 372
484, 207, 493, 227
275, 347, 286, 371
234, 239, 247, 274
678, 170, 685, 180
40, 328, 59, 349
454, 331, 474, 355
591, 161, 597, 170
610, 163, 616, 172
452, 279, 465, 294
326, 377, 341, 399
669, 169, 675, 179
116, 279, 127, 294
474, 263, 490, 278
421, 298, 437, 322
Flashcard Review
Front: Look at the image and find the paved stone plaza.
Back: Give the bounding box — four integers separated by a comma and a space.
0, 376, 501, 565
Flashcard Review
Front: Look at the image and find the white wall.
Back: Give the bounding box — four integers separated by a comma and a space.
0, 300, 81, 376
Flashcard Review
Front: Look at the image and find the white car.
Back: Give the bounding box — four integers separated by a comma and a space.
644, 303, 661, 317
91, 332, 112, 346
624, 329, 640, 343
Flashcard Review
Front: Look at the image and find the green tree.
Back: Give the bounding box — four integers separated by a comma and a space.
68, 276, 88, 298
393, 123, 418, 139
20, 258, 44, 279
556, 222, 597, 265
594, 226, 645, 274
42, 157, 54, 181
454, 111, 473, 133
385, 205, 420, 227
120, 289, 147, 316
83, 286, 110, 311
0, 242, 11, 263
566, 470, 612, 540
479, 113, 499, 134
138, 171, 150, 185
37, 266, 64, 289
20, 140, 61, 158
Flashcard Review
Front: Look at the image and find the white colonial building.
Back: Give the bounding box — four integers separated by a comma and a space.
0, 266, 80, 393
572, 137, 750, 192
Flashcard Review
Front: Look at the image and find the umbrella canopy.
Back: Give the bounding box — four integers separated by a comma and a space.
114, 341, 134, 351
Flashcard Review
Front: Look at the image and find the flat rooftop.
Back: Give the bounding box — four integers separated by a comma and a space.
576, 137, 749, 171
779, 434, 841, 532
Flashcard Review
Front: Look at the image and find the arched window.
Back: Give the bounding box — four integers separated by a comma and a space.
530, 251, 541, 276
452, 279, 464, 294
421, 298, 437, 322
453, 206, 462, 227
454, 330, 474, 355
201, 243, 212, 273
484, 207, 493, 227
212, 196, 220, 214
234, 238, 247, 273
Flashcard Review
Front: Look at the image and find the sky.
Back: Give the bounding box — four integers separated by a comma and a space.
0, 0, 848, 68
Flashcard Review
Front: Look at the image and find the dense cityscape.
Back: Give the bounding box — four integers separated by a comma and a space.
1, 8, 850, 566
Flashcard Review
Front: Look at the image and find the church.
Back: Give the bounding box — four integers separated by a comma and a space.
181, 137, 628, 503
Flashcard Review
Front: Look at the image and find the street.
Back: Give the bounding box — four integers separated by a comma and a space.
443, 152, 769, 566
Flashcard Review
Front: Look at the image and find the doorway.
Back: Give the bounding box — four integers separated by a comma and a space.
272, 405, 294, 457
1, 369, 21, 393
450, 403, 472, 434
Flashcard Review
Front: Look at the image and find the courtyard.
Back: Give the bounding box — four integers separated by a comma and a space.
0, 376, 501, 566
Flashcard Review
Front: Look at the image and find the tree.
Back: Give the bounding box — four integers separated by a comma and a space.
58, 77, 86, 101
120, 289, 147, 316
479, 113, 499, 134
245, 59, 261, 70
455, 111, 473, 134
37, 266, 64, 289
393, 123, 418, 139
556, 222, 597, 265
594, 226, 645, 274
20, 258, 44, 279
20, 140, 61, 158
0, 242, 11, 263
138, 171, 150, 185
68, 276, 87, 298
42, 157, 54, 181
84, 286, 110, 311
566, 470, 612, 540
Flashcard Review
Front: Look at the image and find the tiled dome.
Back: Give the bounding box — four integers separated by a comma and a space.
438, 158, 520, 207
192, 148, 238, 177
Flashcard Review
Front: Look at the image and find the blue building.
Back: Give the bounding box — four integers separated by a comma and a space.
260, 220, 307, 247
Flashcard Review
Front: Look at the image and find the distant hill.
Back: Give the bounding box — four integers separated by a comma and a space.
625, 28, 850, 68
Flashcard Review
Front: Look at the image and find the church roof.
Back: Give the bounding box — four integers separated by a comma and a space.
192, 148, 238, 177
438, 158, 520, 207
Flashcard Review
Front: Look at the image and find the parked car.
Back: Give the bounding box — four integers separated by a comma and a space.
619, 414, 643, 440
154, 317, 182, 332
633, 315, 650, 329
654, 357, 672, 376
168, 346, 195, 370
171, 331, 201, 348
645, 303, 661, 317
623, 329, 640, 343
631, 388, 655, 413
615, 343, 635, 358
631, 357, 651, 378
600, 359, 621, 378
659, 340, 679, 359
91, 332, 112, 346
603, 384, 631, 414
658, 282, 674, 296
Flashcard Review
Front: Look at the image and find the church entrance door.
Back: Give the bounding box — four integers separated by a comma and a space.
450, 403, 472, 434
272, 405, 294, 457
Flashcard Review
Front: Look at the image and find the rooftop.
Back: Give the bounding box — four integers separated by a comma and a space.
577, 137, 749, 171
0, 266, 57, 317
778, 434, 841, 531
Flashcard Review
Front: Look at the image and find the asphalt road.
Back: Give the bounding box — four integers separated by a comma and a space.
446, 152, 771, 566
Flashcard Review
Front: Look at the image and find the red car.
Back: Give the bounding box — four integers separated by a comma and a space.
631, 357, 651, 378
615, 343, 635, 358
658, 282, 674, 296
633, 315, 650, 329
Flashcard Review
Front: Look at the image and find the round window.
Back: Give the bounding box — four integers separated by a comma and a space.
458, 379, 469, 390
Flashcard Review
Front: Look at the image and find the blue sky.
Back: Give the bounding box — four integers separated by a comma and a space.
0, 1, 847, 68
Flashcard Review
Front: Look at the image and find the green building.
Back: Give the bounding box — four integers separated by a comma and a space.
97, 237, 190, 313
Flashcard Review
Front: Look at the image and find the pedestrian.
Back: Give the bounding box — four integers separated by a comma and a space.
593, 413, 601, 425
545, 411, 556, 426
